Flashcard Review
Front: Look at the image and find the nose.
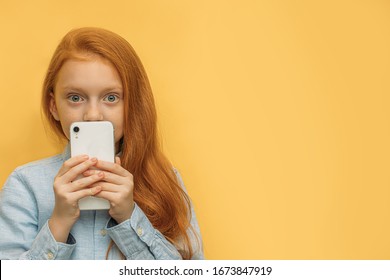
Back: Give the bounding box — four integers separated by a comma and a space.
83, 103, 103, 121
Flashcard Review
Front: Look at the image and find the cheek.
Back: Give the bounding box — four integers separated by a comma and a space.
56, 107, 85, 140
60, 122, 71, 140
113, 108, 124, 141
114, 124, 124, 143
56, 113, 74, 140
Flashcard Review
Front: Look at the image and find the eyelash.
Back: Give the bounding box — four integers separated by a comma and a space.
66, 93, 120, 103
68, 94, 84, 103
104, 94, 120, 103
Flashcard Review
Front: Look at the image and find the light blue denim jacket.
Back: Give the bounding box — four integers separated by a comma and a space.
0, 146, 203, 260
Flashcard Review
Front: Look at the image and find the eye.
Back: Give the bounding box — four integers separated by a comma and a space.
104, 94, 119, 103
68, 94, 83, 103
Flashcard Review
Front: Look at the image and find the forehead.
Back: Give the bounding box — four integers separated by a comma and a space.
55, 57, 123, 90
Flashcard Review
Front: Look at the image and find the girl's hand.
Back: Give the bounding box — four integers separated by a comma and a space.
86, 157, 135, 224
49, 155, 104, 242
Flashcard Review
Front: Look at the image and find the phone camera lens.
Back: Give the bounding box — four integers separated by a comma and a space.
73, 126, 80, 133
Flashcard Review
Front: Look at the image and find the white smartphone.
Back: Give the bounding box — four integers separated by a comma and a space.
70, 121, 115, 210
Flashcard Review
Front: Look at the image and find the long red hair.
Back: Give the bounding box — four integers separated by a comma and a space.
41, 27, 195, 259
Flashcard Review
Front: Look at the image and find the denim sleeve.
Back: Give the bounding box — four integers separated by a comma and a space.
0, 170, 76, 260
106, 169, 204, 260
106, 203, 182, 259
26, 221, 76, 260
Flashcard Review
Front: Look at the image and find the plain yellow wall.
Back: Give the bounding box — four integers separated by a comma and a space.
1, 0, 390, 259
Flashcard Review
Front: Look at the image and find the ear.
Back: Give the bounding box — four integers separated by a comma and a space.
49, 93, 60, 121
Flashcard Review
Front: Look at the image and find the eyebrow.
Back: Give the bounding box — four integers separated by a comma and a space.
59, 86, 123, 93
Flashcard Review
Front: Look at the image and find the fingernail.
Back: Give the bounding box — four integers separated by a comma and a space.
94, 186, 101, 194
91, 157, 97, 163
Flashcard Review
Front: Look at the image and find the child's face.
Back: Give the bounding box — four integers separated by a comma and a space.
50, 57, 124, 149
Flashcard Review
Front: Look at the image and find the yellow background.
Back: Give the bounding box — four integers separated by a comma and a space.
1, 0, 390, 259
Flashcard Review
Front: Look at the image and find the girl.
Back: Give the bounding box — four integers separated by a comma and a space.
0, 27, 203, 260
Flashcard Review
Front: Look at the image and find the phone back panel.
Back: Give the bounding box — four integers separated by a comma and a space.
70, 121, 115, 162
70, 121, 114, 210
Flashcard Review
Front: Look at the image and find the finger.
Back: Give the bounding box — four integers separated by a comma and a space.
82, 169, 96, 177
78, 157, 122, 177
95, 160, 131, 177
68, 171, 105, 192
90, 182, 123, 193
61, 157, 98, 183
93, 190, 118, 203
84, 170, 127, 185
71, 185, 102, 202
57, 155, 89, 177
